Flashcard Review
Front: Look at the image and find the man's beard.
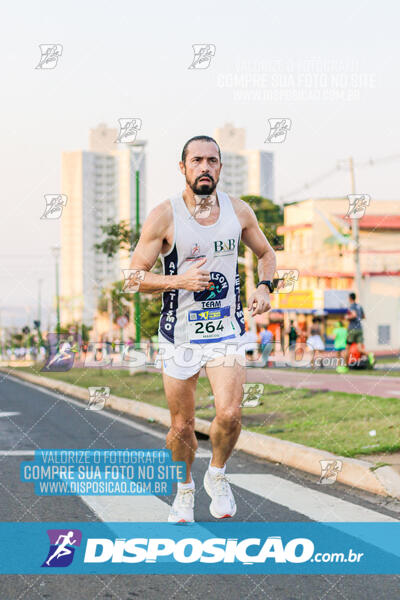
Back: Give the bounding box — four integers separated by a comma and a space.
189, 174, 218, 195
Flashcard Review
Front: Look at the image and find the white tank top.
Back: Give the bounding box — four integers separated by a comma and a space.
159, 191, 245, 346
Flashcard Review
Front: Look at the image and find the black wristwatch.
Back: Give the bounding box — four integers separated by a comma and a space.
257, 280, 274, 293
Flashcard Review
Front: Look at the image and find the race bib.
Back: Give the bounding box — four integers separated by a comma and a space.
187, 306, 237, 344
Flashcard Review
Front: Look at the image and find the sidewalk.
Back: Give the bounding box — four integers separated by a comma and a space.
246, 368, 400, 399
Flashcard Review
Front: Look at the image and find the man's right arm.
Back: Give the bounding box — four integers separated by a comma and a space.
128, 202, 210, 293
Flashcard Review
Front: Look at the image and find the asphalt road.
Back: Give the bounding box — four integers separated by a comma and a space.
0, 375, 400, 599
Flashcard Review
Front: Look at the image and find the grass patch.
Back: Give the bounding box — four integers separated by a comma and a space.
13, 365, 400, 459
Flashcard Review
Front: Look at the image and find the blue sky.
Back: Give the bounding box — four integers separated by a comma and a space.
1, 0, 399, 326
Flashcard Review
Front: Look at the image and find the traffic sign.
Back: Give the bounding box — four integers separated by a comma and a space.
117, 316, 129, 328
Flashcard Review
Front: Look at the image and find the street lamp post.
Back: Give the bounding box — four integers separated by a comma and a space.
51, 246, 61, 347
130, 141, 146, 348
338, 157, 363, 304
348, 157, 362, 304
134, 169, 141, 348
37, 278, 43, 325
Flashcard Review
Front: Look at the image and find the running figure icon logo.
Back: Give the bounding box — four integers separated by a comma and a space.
122, 269, 145, 293
115, 118, 142, 143
193, 272, 229, 301
41, 341, 75, 372
87, 387, 110, 411
40, 194, 68, 220
188, 44, 216, 69
318, 460, 343, 485
241, 383, 264, 408
42, 529, 82, 567
346, 194, 370, 219
192, 194, 216, 219
274, 269, 299, 293
35, 44, 63, 69
265, 118, 292, 143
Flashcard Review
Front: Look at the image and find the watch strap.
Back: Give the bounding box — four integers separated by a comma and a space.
257, 280, 274, 293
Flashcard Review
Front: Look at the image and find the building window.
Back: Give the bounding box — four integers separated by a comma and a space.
378, 325, 391, 345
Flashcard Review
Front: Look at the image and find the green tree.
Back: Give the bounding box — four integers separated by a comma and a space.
240, 195, 283, 250
97, 281, 130, 322
11, 333, 23, 348
140, 295, 162, 338
94, 220, 137, 258
95, 220, 163, 338
238, 195, 284, 302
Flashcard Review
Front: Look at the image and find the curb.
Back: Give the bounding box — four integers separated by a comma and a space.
4, 368, 400, 499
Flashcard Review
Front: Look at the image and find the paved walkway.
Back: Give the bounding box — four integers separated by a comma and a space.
246, 368, 400, 399
360, 452, 400, 474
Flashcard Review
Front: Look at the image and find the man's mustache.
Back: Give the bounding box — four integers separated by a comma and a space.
196, 175, 214, 183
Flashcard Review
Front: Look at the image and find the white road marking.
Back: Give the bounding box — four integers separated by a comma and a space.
388, 390, 400, 395
8, 375, 397, 527
81, 495, 171, 523
229, 474, 398, 522
1, 375, 206, 525
0, 412, 20, 418
4, 375, 211, 457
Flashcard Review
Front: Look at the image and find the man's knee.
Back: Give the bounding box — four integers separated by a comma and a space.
215, 408, 241, 431
169, 417, 195, 440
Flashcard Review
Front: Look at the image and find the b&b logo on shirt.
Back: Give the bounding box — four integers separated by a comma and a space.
213, 238, 236, 257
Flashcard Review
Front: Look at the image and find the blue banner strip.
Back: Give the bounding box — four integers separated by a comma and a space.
0, 522, 400, 574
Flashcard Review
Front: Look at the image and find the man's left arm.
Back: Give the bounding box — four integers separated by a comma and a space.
239, 202, 277, 316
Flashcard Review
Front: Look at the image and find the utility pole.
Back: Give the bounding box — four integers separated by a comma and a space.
130, 141, 146, 348
107, 288, 113, 342
348, 157, 363, 303
135, 169, 141, 347
51, 246, 61, 347
37, 278, 43, 324
34, 278, 44, 353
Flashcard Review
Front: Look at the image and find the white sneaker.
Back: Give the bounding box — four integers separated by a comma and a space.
203, 470, 237, 519
168, 487, 195, 523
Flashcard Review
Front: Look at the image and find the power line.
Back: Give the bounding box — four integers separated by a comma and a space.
280, 152, 400, 203
280, 167, 338, 202
353, 153, 400, 168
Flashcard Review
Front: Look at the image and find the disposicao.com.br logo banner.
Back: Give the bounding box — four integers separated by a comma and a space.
1, 522, 400, 574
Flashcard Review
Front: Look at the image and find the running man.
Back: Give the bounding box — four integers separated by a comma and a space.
42, 341, 74, 371
128, 135, 276, 522
45, 531, 77, 566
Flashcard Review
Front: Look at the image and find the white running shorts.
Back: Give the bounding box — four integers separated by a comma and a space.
156, 333, 247, 380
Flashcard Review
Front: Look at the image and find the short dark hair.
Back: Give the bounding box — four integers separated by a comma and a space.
349, 292, 356, 301
181, 135, 221, 164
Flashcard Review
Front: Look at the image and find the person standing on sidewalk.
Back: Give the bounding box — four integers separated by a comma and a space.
344, 292, 365, 364
333, 320, 347, 364
259, 326, 274, 366
306, 317, 325, 368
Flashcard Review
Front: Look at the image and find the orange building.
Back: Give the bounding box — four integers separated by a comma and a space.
273, 197, 400, 353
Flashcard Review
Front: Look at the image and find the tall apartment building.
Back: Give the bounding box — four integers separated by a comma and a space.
214, 123, 274, 200
61, 124, 146, 325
